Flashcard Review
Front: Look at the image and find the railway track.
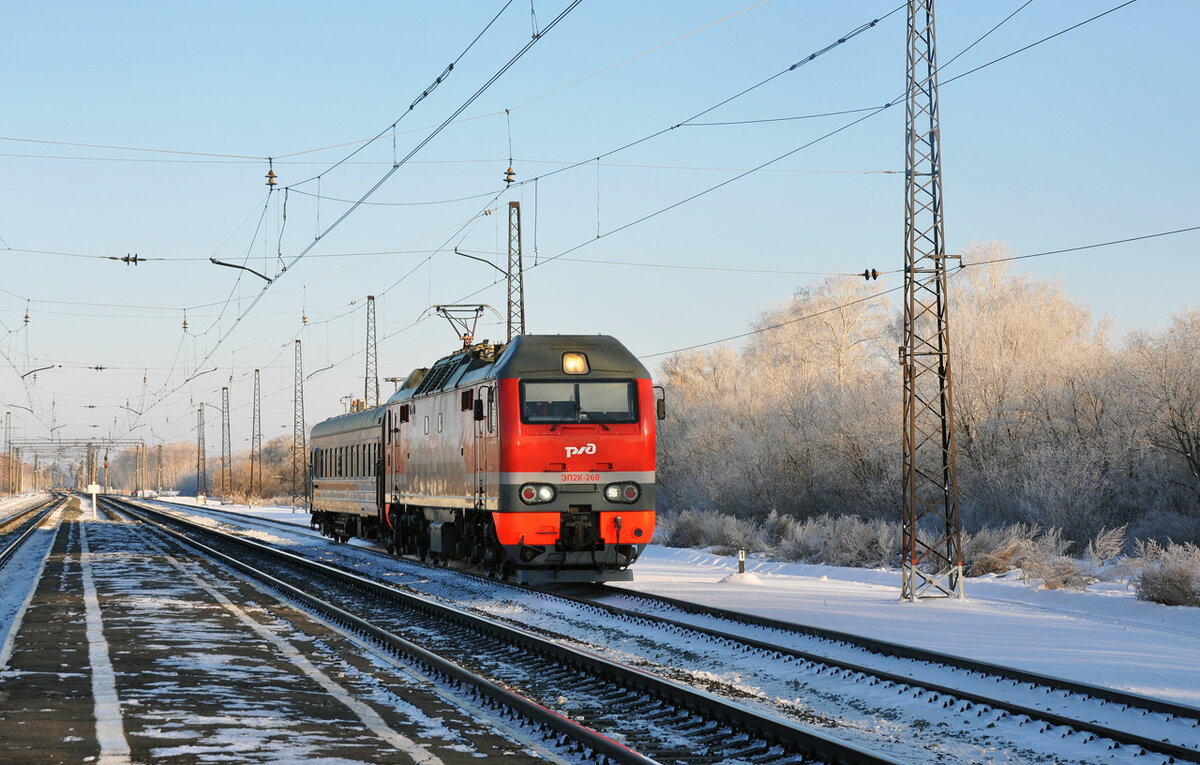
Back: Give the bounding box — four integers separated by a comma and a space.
0, 494, 62, 570
568, 584, 1200, 761
140, 497, 1200, 763
5, 497, 565, 762
109, 495, 899, 765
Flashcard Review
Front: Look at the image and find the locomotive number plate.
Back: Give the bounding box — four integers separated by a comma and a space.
561, 473, 600, 483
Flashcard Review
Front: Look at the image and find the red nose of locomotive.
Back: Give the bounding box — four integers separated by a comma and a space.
491, 345, 657, 582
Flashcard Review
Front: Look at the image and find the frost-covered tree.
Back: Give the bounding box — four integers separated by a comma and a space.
658, 277, 895, 521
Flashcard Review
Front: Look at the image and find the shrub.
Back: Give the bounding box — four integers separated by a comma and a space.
655, 508, 764, 553
1126, 540, 1200, 606
963, 524, 1037, 576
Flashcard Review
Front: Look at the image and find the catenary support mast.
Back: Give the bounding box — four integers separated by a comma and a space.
251, 369, 262, 503
196, 406, 207, 500
221, 386, 232, 501
901, 0, 963, 600
292, 340, 306, 510
365, 296, 379, 407
507, 201, 526, 341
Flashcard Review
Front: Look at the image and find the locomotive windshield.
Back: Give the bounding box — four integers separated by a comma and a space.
520, 380, 638, 424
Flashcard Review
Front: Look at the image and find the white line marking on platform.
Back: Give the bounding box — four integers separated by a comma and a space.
80, 523, 132, 764
162, 552, 444, 765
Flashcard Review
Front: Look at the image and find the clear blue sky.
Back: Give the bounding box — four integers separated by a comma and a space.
1, 1, 1196, 450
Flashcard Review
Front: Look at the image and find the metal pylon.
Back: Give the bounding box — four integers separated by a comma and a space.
365, 296, 379, 407
196, 407, 207, 499
292, 340, 306, 509
901, 0, 963, 601
507, 201, 526, 341
3, 412, 9, 497
221, 387, 232, 501
251, 369, 262, 503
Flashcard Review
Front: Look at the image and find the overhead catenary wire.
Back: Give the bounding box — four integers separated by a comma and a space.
0, 1, 1160, 443
285, 0, 518, 191
116, 1, 585, 430
296, 2, 912, 356
0, 0, 771, 169
639, 222, 1200, 360
522, 0, 1143, 272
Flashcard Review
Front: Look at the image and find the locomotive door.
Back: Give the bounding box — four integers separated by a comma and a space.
473, 385, 493, 510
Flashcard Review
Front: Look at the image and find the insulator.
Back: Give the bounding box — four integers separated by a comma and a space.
504, 165, 515, 185
862, 268, 879, 281
182, 318, 188, 330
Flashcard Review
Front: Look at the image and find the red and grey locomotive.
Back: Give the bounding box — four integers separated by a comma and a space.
309, 334, 662, 583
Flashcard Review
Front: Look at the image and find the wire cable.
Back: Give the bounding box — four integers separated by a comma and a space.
130, 1, 584, 425
639, 222, 1199, 360
286, 0, 516, 189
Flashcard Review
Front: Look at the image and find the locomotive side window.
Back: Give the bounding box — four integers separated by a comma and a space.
520, 380, 638, 424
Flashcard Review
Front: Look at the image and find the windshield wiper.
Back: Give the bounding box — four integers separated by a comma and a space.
550, 401, 580, 431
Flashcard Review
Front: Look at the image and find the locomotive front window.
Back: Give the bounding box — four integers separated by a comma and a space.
521, 380, 637, 424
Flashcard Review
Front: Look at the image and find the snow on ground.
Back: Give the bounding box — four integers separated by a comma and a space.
167, 498, 1200, 707
77, 497, 1200, 710
618, 546, 1200, 708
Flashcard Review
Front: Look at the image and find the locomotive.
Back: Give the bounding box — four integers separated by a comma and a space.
309, 334, 663, 583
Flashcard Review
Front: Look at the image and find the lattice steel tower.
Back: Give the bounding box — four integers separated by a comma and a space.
901, 0, 963, 600
507, 201, 526, 341
365, 296, 379, 407
3, 412, 9, 496
292, 340, 307, 509
221, 387, 232, 500
251, 369, 262, 502
196, 406, 207, 498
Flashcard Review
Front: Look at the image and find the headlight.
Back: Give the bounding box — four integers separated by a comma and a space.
604, 482, 640, 504
520, 483, 556, 505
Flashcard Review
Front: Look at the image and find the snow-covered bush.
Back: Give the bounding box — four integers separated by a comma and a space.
775, 514, 898, 567
962, 523, 1090, 589
655, 508, 764, 554
658, 509, 897, 568
962, 524, 1037, 576
1125, 540, 1200, 607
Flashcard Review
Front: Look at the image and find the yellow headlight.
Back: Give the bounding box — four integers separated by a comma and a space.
562, 352, 590, 375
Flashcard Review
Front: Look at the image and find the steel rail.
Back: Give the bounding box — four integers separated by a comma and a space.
147, 496, 1200, 761
107, 496, 901, 765
576, 584, 1200, 762
98, 497, 654, 765
141, 497, 1200, 760
0, 495, 62, 570
589, 583, 1200, 718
